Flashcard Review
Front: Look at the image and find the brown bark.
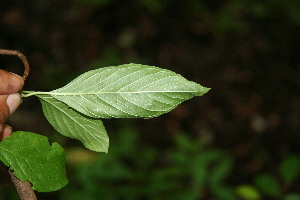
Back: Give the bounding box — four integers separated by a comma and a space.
8, 170, 37, 200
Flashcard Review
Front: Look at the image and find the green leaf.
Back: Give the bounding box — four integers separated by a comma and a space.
280, 155, 300, 184
50, 63, 210, 118
236, 185, 261, 200
211, 185, 237, 200
38, 95, 109, 152
210, 155, 233, 185
0, 131, 68, 192
285, 194, 300, 200
254, 173, 280, 197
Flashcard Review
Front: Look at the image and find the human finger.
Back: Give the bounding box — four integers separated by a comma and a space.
6, 93, 22, 114
0, 70, 24, 94
0, 95, 10, 127
0, 94, 22, 135
0, 125, 12, 141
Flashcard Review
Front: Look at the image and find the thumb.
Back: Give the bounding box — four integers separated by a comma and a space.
0, 93, 21, 133
6, 93, 22, 114
0, 95, 10, 126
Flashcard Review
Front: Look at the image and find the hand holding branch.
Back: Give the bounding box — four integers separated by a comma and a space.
0, 69, 24, 141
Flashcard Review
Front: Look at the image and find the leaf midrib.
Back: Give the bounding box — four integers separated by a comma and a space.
23, 90, 199, 97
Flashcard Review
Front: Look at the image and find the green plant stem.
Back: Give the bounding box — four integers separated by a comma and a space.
22, 91, 47, 98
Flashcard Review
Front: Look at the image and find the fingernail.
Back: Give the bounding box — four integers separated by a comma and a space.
6, 93, 22, 114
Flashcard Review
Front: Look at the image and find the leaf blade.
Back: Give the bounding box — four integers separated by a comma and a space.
0, 131, 68, 192
38, 95, 109, 152
50, 63, 210, 118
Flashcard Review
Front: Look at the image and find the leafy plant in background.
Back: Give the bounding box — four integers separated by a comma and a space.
61, 126, 300, 200
236, 155, 300, 200
61, 126, 236, 200
0, 50, 209, 198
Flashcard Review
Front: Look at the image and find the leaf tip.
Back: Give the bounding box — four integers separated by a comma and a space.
195, 85, 211, 96
203, 87, 211, 94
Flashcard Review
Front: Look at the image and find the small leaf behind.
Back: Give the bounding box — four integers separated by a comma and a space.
0, 131, 68, 192
254, 173, 280, 197
38, 95, 109, 152
50, 63, 210, 118
280, 155, 300, 184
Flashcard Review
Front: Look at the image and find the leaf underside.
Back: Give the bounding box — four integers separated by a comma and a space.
51, 63, 210, 118
38, 95, 109, 152
20, 64, 209, 154
0, 131, 68, 192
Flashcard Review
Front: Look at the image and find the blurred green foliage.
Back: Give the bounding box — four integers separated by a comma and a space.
236, 185, 261, 200
59, 125, 300, 199
61, 125, 236, 200
237, 155, 300, 200
280, 156, 300, 184
254, 174, 280, 198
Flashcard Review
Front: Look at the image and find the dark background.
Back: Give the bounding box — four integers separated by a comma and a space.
0, 0, 300, 199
